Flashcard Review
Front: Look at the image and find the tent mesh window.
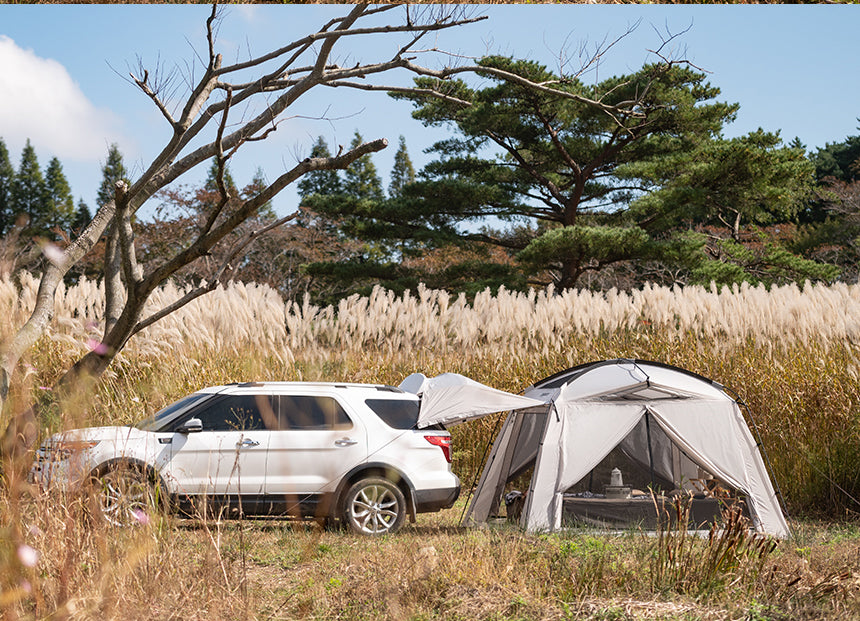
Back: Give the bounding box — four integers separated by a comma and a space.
560, 415, 748, 530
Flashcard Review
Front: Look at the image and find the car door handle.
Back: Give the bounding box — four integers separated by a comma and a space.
237, 438, 260, 448
335, 438, 358, 447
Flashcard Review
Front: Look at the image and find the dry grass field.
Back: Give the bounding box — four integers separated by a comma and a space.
2, 275, 860, 619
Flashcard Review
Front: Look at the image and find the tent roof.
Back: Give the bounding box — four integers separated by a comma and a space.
527, 359, 730, 402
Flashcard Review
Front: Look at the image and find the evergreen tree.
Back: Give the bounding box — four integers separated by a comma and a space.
11, 140, 48, 237
811, 124, 860, 183
43, 157, 75, 235
0, 138, 14, 236
622, 130, 835, 286
311, 57, 831, 293
343, 131, 384, 201
204, 158, 237, 195
72, 199, 92, 234
388, 135, 415, 198
97, 143, 128, 207
373, 57, 738, 289
297, 137, 342, 199
244, 167, 275, 220
627, 130, 815, 240
788, 137, 807, 153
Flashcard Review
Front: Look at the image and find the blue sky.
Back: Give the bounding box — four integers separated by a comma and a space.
1, 4, 858, 218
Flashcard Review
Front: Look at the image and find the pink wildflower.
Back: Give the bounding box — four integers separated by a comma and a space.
41, 242, 65, 266
132, 509, 150, 525
86, 339, 109, 355
17, 544, 39, 568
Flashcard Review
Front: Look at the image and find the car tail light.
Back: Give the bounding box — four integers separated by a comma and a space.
424, 435, 452, 463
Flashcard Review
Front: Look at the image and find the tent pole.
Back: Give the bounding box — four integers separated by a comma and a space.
645, 410, 656, 492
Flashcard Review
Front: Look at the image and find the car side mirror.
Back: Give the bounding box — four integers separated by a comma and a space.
179, 418, 203, 433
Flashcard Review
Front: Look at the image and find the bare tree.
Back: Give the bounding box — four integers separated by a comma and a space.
0, 4, 489, 458
1, 5, 666, 461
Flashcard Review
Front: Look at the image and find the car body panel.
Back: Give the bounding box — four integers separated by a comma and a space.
31, 382, 460, 524
165, 429, 269, 495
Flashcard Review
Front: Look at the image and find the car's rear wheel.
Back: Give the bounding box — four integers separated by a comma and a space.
93, 465, 161, 527
343, 477, 406, 536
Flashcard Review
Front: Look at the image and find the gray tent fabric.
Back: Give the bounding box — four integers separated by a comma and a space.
618, 416, 700, 489
399, 372, 545, 428
464, 360, 790, 538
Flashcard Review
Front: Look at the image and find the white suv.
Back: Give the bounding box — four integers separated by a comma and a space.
31, 382, 460, 535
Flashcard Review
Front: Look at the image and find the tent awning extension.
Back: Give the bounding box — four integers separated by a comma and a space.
399, 372, 545, 428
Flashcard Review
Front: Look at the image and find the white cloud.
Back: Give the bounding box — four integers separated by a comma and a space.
0, 35, 126, 161
231, 5, 259, 22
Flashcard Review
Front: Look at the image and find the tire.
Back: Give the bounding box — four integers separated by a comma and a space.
342, 477, 406, 536
93, 465, 162, 527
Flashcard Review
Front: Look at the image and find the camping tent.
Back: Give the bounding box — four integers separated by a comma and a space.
456, 360, 789, 538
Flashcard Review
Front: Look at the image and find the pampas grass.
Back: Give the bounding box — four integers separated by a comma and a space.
2, 274, 860, 620
2, 273, 860, 513
5, 274, 860, 366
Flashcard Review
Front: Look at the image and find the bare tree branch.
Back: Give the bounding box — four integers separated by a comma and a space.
130, 67, 177, 127
0, 4, 488, 455
142, 138, 388, 298
129, 212, 297, 336
114, 180, 143, 289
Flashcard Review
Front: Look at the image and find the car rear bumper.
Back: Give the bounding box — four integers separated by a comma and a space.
413, 481, 460, 513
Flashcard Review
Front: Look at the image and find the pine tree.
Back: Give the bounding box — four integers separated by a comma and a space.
343, 131, 384, 201
788, 137, 807, 153
297, 136, 342, 199
97, 144, 128, 207
388, 135, 415, 198
204, 158, 237, 195
811, 123, 860, 182
72, 199, 92, 234
11, 140, 48, 237
244, 167, 275, 219
43, 157, 75, 236
0, 138, 14, 236
384, 57, 742, 289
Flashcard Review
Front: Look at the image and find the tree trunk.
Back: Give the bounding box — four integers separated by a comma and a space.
103, 218, 124, 335
558, 258, 582, 291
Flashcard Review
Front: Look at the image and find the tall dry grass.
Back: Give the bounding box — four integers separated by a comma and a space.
2, 491, 859, 620
2, 273, 860, 619
2, 273, 860, 514
4, 273, 860, 366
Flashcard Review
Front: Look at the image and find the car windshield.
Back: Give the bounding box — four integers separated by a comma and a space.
135, 393, 212, 431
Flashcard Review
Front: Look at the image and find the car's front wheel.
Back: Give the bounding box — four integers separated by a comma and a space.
92, 465, 162, 527
343, 477, 406, 536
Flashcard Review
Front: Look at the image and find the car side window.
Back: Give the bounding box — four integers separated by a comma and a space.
191, 394, 278, 432
277, 395, 353, 430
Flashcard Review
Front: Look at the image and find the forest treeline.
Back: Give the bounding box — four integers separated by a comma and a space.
1, 58, 859, 305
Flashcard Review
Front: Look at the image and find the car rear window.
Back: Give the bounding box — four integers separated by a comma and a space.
278, 395, 352, 430
365, 399, 420, 429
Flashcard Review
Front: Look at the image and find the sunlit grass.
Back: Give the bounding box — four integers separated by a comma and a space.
2, 275, 860, 618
